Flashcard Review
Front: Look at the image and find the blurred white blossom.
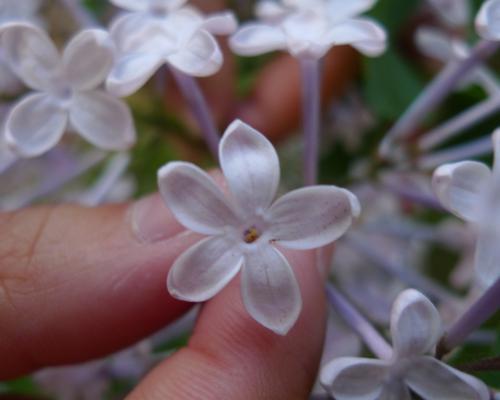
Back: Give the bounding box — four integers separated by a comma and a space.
0, 23, 136, 157
230, 0, 387, 59
320, 289, 490, 400
476, 0, 500, 41
158, 119, 359, 334
433, 130, 500, 287
107, 0, 237, 97
426, 0, 470, 28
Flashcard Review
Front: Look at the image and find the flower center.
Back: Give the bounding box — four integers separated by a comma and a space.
243, 226, 261, 244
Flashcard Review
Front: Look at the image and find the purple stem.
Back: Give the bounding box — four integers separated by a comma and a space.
379, 39, 499, 158
301, 58, 322, 186
439, 277, 500, 357
171, 69, 220, 160
344, 233, 458, 304
326, 282, 393, 360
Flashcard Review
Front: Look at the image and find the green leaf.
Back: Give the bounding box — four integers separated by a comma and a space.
363, 49, 425, 120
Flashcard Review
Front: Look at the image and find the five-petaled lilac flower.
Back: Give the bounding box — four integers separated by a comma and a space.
320, 289, 489, 400
433, 130, 500, 287
230, 0, 387, 60
157, 120, 360, 334
476, 0, 500, 40
107, 0, 237, 97
0, 23, 136, 157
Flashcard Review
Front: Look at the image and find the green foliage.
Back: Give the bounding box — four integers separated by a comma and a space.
363, 49, 425, 120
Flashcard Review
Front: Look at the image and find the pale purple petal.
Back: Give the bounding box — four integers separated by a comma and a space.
109, 0, 150, 11
0, 22, 61, 91
327, 0, 377, 23
219, 119, 280, 214
406, 356, 490, 400
167, 236, 244, 302
5, 93, 67, 157
320, 357, 390, 400
203, 11, 238, 35
255, 1, 290, 22
474, 229, 500, 287
324, 18, 387, 57
416, 28, 456, 63
158, 161, 241, 235
69, 90, 135, 151
378, 380, 412, 400
167, 29, 223, 77
267, 186, 358, 250
476, 0, 500, 41
106, 53, 164, 97
428, 0, 470, 28
63, 29, 115, 91
390, 289, 442, 358
229, 23, 287, 56
110, 12, 176, 54
432, 161, 491, 223
241, 245, 301, 335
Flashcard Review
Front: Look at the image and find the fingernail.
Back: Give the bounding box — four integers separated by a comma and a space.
129, 194, 183, 244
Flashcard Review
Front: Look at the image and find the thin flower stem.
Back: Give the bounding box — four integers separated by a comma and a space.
60, 0, 99, 28
379, 39, 499, 158
419, 96, 500, 152
78, 153, 130, 206
438, 277, 500, 357
325, 282, 393, 360
170, 69, 221, 160
381, 182, 444, 210
301, 58, 322, 186
344, 233, 459, 304
417, 135, 492, 170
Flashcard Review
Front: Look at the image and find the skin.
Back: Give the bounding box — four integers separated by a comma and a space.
0, 3, 357, 398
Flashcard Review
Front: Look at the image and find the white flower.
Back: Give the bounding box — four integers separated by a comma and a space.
107, 1, 237, 97
0, 0, 42, 94
0, 23, 136, 158
320, 289, 490, 400
432, 130, 500, 287
230, 0, 387, 60
158, 120, 359, 334
426, 0, 470, 28
476, 0, 500, 41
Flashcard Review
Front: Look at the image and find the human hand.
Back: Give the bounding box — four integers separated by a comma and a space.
0, 173, 331, 399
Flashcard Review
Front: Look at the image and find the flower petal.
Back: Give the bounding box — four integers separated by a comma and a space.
63, 29, 115, 91
219, 119, 280, 214
0, 22, 61, 91
106, 53, 164, 97
406, 356, 490, 400
327, 0, 377, 23
229, 23, 287, 56
109, 0, 150, 11
476, 0, 500, 41
203, 11, 238, 35
474, 228, 500, 287
267, 186, 358, 250
167, 29, 223, 77
324, 18, 387, 57
241, 246, 301, 335
320, 357, 390, 400
167, 236, 244, 302
69, 90, 136, 151
432, 161, 491, 223
416, 28, 456, 63
5, 93, 67, 157
428, 0, 470, 28
158, 161, 241, 235
390, 289, 442, 358
255, 1, 290, 22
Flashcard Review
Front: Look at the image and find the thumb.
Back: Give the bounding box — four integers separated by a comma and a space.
0, 192, 196, 379
128, 246, 332, 400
